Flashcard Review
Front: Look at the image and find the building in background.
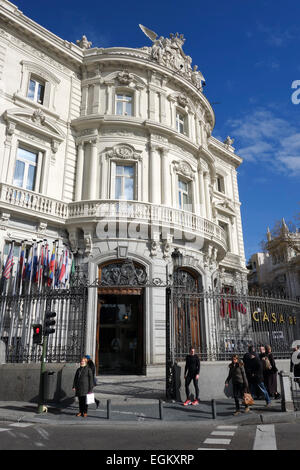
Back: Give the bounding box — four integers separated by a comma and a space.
0, 0, 248, 375
247, 220, 300, 299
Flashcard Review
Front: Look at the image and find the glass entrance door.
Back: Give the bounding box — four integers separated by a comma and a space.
97, 294, 143, 374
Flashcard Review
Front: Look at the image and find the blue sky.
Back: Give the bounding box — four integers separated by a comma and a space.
14, 0, 300, 260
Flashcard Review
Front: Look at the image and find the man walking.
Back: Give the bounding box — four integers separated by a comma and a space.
248, 351, 271, 407
183, 347, 200, 406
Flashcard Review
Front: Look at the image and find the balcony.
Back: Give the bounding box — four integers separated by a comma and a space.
67, 199, 228, 254
0, 184, 227, 255
0, 183, 68, 224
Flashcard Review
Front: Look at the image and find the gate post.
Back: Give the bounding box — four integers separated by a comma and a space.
166, 286, 174, 400
279, 371, 294, 412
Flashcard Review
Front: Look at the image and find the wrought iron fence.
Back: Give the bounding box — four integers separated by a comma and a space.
167, 288, 300, 363
0, 287, 87, 363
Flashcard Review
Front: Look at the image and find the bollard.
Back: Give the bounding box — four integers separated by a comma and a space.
107, 399, 111, 420
159, 399, 164, 420
211, 399, 217, 419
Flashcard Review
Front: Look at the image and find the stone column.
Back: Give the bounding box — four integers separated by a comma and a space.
161, 148, 171, 206
88, 139, 98, 200
92, 83, 100, 114
198, 166, 207, 218
80, 84, 89, 116
149, 144, 161, 204
204, 171, 212, 220
106, 82, 114, 114
75, 142, 84, 201
100, 153, 107, 199
1, 122, 15, 183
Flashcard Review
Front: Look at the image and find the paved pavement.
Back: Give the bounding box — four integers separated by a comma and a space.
0, 375, 299, 426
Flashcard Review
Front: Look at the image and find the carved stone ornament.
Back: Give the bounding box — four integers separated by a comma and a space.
174, 161, 195, 179
177, 93, 189, 108
101, 261, 147, 286
139, 25, 206, 91
107, 144, 142, 161
32, 109, 46, 125
224, 136, 234, 147
117, 70, 134, 85
76, 35, 92, 49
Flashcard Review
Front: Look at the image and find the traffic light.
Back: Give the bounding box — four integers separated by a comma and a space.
32, 324, 43, 344
44, 311, 56, 336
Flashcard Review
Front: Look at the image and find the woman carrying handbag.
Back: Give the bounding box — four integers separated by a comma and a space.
225, 354, 252, 416
72, 357, 94, 418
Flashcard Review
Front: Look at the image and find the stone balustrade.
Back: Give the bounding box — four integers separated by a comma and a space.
0, 183, 68, 223
0, 184, 227, 251
68, 199, 227, 251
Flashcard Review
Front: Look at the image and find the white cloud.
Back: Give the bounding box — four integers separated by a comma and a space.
227, 108, 300, 175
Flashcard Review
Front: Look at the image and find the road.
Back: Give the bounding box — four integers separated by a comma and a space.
0, 420, 299, 451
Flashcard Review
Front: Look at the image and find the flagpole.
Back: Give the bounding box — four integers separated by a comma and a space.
0, 241, 15, 339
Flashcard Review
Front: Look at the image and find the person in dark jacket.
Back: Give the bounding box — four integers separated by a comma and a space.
73, 357, 94, 417
243, 345, 258, 382
290, 345, 300, 387
183, 347, 200, 406
264, 345, 280, 399
248, 352, 271, 406
225, 355, 249, 415
85, 355, 100, 408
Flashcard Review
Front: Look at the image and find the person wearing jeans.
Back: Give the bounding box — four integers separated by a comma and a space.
248, 353, 271, 406
183, 347, 200, 406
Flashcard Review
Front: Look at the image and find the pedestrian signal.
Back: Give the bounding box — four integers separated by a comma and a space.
32, 324, 43, 344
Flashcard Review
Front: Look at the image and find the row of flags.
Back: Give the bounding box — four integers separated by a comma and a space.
220, 297, 247, 318
220, 287, 247, 318
1, 240, 75, 294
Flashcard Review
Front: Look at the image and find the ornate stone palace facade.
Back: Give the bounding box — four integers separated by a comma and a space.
0, 1, 247, 374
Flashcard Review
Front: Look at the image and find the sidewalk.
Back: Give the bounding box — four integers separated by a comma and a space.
0, 376, 299, 426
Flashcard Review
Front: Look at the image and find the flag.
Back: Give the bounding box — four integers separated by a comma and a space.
59, 250, 67, 284
48, 245, 56, 286
25, 246, 33, 280
55, 253, 62, 287
43, 244, 49, 281
38, 245, 44, 283
19, 243, 25, 280
32, 244, 39, 283
3, 244, 14, 280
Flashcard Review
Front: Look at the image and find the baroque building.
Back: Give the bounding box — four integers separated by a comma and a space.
248, 220, 300, 300
0, 0, 247, 375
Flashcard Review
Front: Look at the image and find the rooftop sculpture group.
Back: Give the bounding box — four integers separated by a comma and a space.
139, 24, 206, 91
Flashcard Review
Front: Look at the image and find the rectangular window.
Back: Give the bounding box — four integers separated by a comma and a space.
115, 165, 135, 200
178, 178, 191, 210
176, 112, 185, 134
13, 147, 38, 191
27, 77, 45, 104
216, 175, 225, 193
116, 94, 133, 116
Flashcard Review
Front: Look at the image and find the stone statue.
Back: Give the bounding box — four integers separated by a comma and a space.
139, 24, 206, 90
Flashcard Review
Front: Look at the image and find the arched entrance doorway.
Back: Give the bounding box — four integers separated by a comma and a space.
172, 268, 204, 358
95, 260, 145, 374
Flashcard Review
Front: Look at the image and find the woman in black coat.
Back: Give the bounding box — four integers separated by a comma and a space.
73, 357, 94, 417
225, 354, 249, 415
